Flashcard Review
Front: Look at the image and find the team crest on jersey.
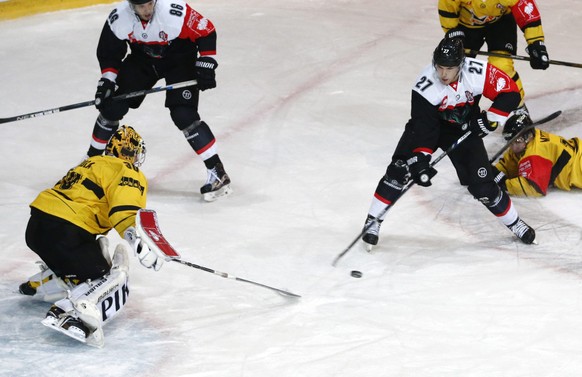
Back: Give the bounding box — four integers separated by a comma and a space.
465, 91, 475, 104
519, 160, 532, 177
182, 90, 192, 100
496, 77, 509, 92
488, 67, 510, 93
197, 18, 208, 31
523, 2, 535, 16
159, 31, 168, 42
439, 96, 449, 111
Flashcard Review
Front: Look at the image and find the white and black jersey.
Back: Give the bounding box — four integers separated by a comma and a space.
407, 57, 521, 155
97, 0, 216, 80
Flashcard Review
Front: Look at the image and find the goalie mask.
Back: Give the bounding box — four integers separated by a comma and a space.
105, 125, 146, 167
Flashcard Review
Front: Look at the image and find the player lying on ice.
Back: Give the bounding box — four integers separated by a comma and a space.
19, 126, 167, 347
361, 37, 537, 251
493, 113, 582, 197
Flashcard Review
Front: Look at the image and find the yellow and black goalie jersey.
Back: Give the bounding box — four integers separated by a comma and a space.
30, 155, 147, 235
495, 129, 582, 196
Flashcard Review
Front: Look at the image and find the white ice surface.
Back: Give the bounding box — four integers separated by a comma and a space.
1, 1, 582, 376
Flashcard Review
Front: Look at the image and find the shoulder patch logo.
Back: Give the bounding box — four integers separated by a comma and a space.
496, 77, 509, 92
197, 18, 208, 31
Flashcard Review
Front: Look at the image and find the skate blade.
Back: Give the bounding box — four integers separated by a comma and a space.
41, 317, 105, 347
41, 317, 87, 344
202, 184, 233, 202
364, 242, 374, 253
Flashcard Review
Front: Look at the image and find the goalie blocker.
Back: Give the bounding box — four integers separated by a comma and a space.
135, 209, 181, 262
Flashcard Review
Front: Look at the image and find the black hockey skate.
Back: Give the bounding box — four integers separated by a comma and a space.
200, 163, 232, 202
507, 218, 536, 244
362, 215, 383, 251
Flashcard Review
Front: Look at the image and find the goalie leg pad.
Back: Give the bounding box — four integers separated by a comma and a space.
21, 265, 71, 302
98, 236, 112, 269
47, 248, 130, 348
72, 262, 129, 328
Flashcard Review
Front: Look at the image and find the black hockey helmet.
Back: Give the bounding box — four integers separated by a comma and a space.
433, 38, 465, 67
502, 113, 534, 141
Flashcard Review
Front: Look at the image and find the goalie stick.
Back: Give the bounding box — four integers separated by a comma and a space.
332, 129, 474, 267
488, 110, 562, 163
0, 80, 197, 124
136, 209, 301, 298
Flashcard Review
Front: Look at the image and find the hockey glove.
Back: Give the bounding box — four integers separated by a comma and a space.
492, 166, 507, 192
526, 41, 549, 70
407, 153, 437, 187
464, 111, 498, 138
195, 56, 218, 91
124, 227, 164, 271
445, 28, 465, 44
95, 78, 116, 110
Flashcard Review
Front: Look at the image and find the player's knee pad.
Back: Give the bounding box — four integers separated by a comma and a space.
373, 160, 410, 204
384, 160, 411, 188
467, 181, 502, 206
170, 106, 200, 131
99, 101, 129, 121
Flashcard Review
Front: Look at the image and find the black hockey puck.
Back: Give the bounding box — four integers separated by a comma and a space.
350, 270, 363, 278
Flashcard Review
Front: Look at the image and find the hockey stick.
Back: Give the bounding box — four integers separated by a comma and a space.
332, 129, 474, 266
465, 49, 582, 69
0, 79, 198, 124
135, 209, 301, 299
172, 259, 302, 298
488, 110, 562, 163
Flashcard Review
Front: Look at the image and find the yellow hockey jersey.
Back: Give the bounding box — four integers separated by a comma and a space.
30, 155, 147, 235
495, 129, 582, 196
438, 0, 544, 44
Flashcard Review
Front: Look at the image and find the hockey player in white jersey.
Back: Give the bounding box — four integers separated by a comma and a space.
362, 37, 536, 250
20, 126, 168, 347
87, 0, 231, 202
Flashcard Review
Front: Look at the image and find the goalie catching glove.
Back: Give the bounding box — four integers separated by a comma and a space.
124, 227, 164, 271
